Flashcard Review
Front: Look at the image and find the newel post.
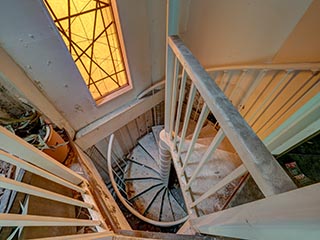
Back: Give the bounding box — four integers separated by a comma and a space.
165, 0, 180, 134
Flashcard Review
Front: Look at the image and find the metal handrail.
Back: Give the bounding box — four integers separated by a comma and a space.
137, 80, 165, 99
107, 134, 188, 227
166, 35, 296, 197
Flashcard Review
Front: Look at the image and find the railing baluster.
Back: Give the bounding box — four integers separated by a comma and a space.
181, 104, 209, 173
173, 69, 187, 147
0, 214, 100, 227
0, 127, 85, 185
169, 36, 296, 196
228, 69, 247, 103
250, 71, 298, 128
185, 129, 225, 189
237, 69, 267, 111
256, 70, 318, 135
177, 83, 197, 159
191, 164, 247, 207
244, 70, 291, 122
0, 176, 93, 209
114, 157, 125, 175
218, 70, 228, 91
169, 57, 180, 139
0, 150, 85, 193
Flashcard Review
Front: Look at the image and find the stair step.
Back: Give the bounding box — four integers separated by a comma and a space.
180, 140, 242, 216
151, 125, 164, 146
167, 189, 188, 221
131, 184, 164, 218
160, 189, 176, 222
138, 132, 160, 165
144, 186, 166, 220
127, 182, 163, 202
125, 158, 160, 180
128, 145, 159, 172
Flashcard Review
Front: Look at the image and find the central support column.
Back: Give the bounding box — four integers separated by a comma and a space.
159, 130, 172, 186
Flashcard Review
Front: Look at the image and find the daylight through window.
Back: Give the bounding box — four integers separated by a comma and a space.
44, 0, 129, 100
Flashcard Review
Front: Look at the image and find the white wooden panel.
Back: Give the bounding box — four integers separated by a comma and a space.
0, 214, 100, 227
0, 150, 85, 193
193, 183, 320, 240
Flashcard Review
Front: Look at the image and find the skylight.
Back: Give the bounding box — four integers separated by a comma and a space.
44, 0, 129, 101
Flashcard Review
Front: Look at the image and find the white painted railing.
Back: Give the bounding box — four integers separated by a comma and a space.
0, 126, 110, 239
162, 35, 320, 238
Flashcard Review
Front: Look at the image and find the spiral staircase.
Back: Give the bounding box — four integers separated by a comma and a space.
108, 125, 189, 227
107, 118, 245, 227
125, 126, 187, 223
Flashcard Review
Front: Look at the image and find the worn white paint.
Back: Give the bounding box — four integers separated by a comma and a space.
0, 176, 92, 209
193, 183, 320, 240
169, 36, 297, 196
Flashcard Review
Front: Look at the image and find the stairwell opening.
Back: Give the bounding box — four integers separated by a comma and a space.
86, 102, 188, 232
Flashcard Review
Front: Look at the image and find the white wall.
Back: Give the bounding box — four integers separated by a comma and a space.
0, 0, 166, 131
180, 0, 312, 68
272, 0, 320, 63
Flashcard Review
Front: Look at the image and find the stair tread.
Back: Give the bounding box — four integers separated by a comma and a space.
138, 132, 160, 165
167, 189, 188, 220
131, 184, 164, 218
159, 189, 175, 222
144, 186, 166, 221
128, 145, 160, 172
126, 181, 163, 202
151, 125, 164, 146
125, 159, 160, 180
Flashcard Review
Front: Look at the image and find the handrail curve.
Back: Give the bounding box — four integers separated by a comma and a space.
107, 134, 188, 227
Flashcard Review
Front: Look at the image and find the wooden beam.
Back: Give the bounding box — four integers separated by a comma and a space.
0, 126, 85, 185
0, 150, 85, 193
74, 144, 132, 230
0, 214, 100, 227
75, 89, 164, 150
0, 176, 92, 209
192, 183, 320, 240
168, 35, 296, 196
